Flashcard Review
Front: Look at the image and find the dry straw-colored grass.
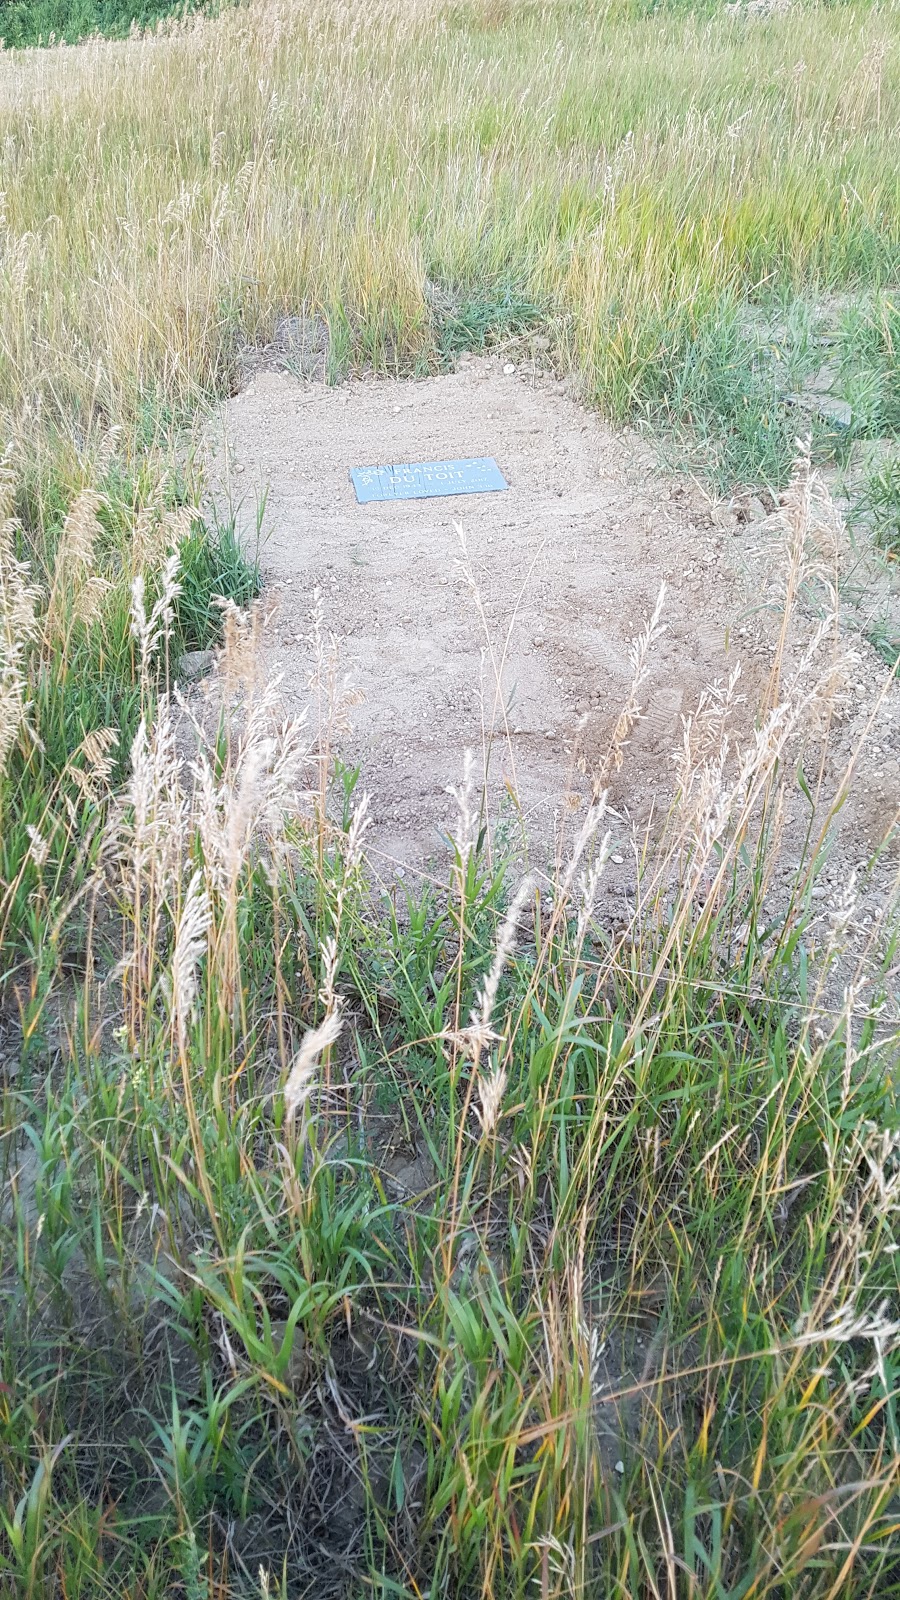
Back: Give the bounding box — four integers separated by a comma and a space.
0, 0, 897, 478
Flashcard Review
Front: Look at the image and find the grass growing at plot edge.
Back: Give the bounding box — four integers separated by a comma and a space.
0, 0, 899, 1593
0, 461, 259, 993
1, 450, 899, 1598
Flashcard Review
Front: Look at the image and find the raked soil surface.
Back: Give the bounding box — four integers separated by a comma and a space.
203, 355, 899, 959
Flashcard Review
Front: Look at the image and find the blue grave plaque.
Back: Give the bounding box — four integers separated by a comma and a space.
350, 456, 508, 504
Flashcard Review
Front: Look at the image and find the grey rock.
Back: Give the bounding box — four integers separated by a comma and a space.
712, 504, 739, 532
814, 395, 853, 428
785, 390, 853, 429
179, 648, 214, 682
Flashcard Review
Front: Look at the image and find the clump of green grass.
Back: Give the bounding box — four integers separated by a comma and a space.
604, 299, 820, 488
0, 0, 216, 50
836, 296, 900, 441
174, 507, 261, 652
853, 452, 900, 559
432, 284, 545, 362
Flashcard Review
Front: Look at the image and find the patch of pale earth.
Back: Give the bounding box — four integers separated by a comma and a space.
203, 358, 898, 983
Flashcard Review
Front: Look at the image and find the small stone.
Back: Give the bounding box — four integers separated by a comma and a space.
815, 395, 853, 428
611, 853, 624, 865
615, 1460, 625, 1474
179, 649, 215, 682
503, 363, 516, 376
785, 391, 853, 429
748, 496, 767, 523
713, 506, 739, 532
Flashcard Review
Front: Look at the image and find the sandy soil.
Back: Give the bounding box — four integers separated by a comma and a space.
204, 356, 899, 925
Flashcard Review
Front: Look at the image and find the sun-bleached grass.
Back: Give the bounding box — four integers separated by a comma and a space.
0, 0, 897, 497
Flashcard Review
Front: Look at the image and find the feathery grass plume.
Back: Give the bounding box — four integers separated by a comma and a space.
761, 441, 850, 715
558, 793, 609, 902
0, 473, 40, 785
108, 701, 187, 1023
672, 668, 745, 850
128, 474, 191, 574
673, 666, 743, 788
318, 932, 339, 1014
283, 1008, 343, 1129
592, 584, 666, 792
307, 586, 364, 840
216, 594, 266, 704
46, 487, 110, 636
192, 681, 311, 898
57, 488, 104, 576
460, 874, 533, 1063
66, 726, 119, 805
343, 788, 371, 872
792, 1295, 900, 1353
319, 790, 371, 1015
771, 439, 849, 596
119, 704, 186, 896
130, 548, 182, 684
475, 1062, 507, 1140
189, 657, 311, 1012
676, 625, 836, 860
25, 824, 49, 867
171, 868, 210, 1043
451, 516, 529, 801
575, 835, 613, 944
446, 747, 477, 874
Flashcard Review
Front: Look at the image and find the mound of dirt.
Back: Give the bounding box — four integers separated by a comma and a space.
204, 357, 898, 917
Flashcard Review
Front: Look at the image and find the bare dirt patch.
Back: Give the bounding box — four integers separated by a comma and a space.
204, 358, 899, 913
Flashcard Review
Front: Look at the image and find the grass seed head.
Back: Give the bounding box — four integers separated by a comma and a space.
283, 1007, 343, 1127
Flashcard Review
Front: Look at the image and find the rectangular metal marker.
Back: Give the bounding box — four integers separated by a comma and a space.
350, 456, 508, 504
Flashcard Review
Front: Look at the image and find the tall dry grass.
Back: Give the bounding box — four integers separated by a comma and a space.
0, 0, 897, 485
